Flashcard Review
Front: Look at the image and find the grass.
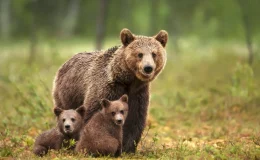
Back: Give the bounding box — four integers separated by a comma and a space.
0, 38, 260, 159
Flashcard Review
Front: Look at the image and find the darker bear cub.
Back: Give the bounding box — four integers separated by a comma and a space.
76, 94, 128, 157
33, 106, 85, 156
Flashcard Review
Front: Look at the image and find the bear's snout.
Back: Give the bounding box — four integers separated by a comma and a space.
115, 114, 124, 125
117, 120, 122, 124
65, 124, 70, 129
143, 65, 153, 74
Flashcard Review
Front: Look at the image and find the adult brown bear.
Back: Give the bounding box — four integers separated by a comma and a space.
52, 28, 168, 153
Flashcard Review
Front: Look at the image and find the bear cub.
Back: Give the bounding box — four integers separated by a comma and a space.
33, 106, 85, 156
76, 94, 128, 157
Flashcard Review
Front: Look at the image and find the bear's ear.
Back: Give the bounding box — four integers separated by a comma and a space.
76, 106, 85, 117
154, 30, 168, 47
54, 107, 63, 117
120, 94, 128, 103
120, 28, 135, 46
100, 99, 111, 108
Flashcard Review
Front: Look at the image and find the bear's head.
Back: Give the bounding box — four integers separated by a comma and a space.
121, 28, 168, 82
54, 106, 85, 136
100, 94, 129, 126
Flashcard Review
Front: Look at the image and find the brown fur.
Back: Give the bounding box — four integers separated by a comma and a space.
33, 107, 85, 156
53, 28, 168, 152
76, 95, 128, 157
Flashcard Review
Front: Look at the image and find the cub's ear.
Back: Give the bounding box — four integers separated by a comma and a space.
120, 28, 135, 46
54, 107, 63, 117
120, 94, 128, 103
76, 106, 86, 117
100, 99, 111, 108
154, 30, 168, 47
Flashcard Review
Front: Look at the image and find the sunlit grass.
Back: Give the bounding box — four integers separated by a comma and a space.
0, 39, 260, 159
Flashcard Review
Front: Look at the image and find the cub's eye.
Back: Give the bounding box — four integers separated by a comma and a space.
71, 118, 75, 122
138, 53, 143, 58
120, 110, 124, 115
62, 119, 65, 122
152, 52, 156, 58
111, 112, 116, 116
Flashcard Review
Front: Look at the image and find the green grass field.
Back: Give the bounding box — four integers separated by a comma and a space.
0, 39, 260, 159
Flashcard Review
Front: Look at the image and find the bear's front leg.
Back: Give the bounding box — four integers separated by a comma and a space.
123, 84, 149, 153
33, 145, 48, 156
114, 139, 122, 157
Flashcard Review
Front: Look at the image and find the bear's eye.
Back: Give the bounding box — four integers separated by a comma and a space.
71, 118, 75, 122
138, 53, 143, 58
152, 52, 156, 58
120, 110, 124, 115
63, 119, 65, 122
111, 112, 116, 116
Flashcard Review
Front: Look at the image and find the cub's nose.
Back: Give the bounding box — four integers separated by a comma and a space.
65, 125, 70, 129
117, 120, 122, 124
143, 65, 153, 74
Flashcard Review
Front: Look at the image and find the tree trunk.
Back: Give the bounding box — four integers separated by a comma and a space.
96, 0, 109, 50
60, 0, 81, 37
237, 0, 254, 65
149, 0, 159, 34
28, 0, 37, 65
120, 0, 131, 30
167, 1, 180, 54
0, 0, 11, 40
244, 17, 254, 65
28, 16, 37, 65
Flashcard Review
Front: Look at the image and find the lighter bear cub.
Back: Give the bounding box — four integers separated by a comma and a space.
33, 106, 85, 156
76, 95, 128, 157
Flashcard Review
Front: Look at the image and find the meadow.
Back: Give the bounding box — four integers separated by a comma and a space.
0, 38, 260, 159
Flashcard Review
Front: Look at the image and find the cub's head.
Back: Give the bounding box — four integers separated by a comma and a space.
100, 94, 129, 126
121, 28, 168, 82
54, 106, 85, 136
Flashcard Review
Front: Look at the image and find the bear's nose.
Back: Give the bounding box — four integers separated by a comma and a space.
65, 125, 70, 129
117, 120, 122, 124
143, 66, 153, 74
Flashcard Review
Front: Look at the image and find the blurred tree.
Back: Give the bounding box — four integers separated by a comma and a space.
0, 0, 11, 40
119, 0, 132, 31
105, 0, 132, 36
96, 0, 109, 50
27, 0, 38, 65
76, 0, 98, 37
60, 0, 81, 37
200, 0, 260, 64
149, 0, 160, 34
0, 0, 259, 53
236, 0, 258, 65
167, 0, 201, 53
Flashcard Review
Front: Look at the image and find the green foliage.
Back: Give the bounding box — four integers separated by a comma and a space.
1, 0, 259, 42
230, 63, 256, 99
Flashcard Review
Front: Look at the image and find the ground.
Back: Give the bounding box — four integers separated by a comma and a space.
0, 38, 260, 159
